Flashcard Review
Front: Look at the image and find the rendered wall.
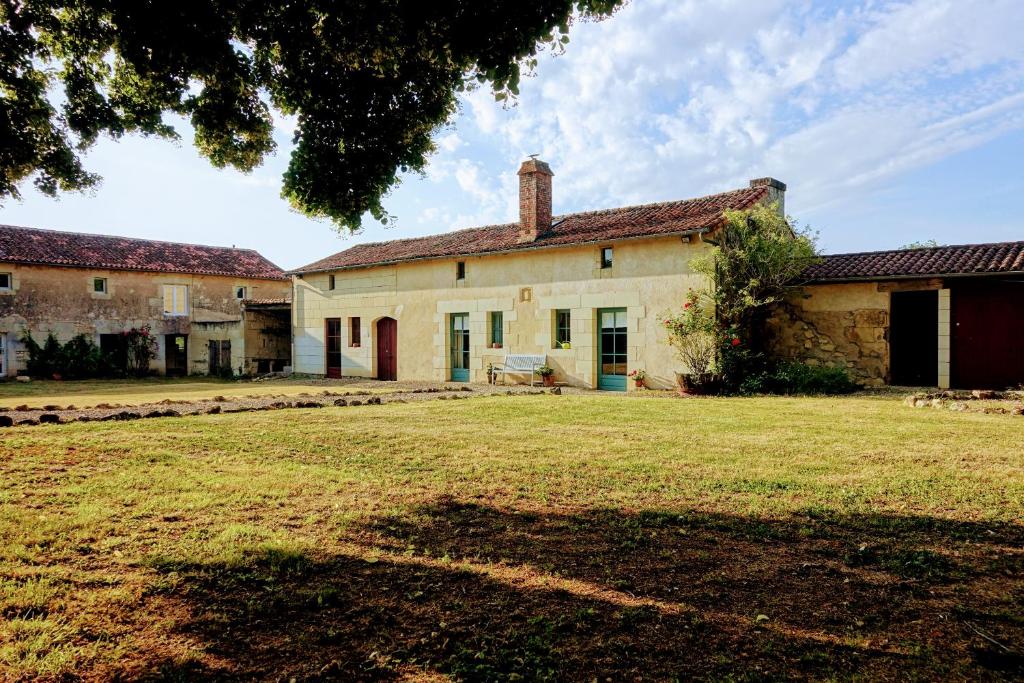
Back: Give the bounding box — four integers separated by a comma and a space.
0, 262, 290, 377
293, 236, 709, 389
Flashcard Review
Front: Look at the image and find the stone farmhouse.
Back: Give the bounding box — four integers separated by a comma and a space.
2, 161, 1020, 389
0, 225, 291, 378
291, 159, 1024, 391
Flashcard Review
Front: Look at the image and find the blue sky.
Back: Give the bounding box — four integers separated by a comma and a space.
2, 0, 1023, 270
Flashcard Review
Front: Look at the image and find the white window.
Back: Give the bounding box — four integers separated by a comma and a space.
235, 286, 247, 299
163, 284, 189, 316
93, 277, 108, 294
0, 273, 11, 291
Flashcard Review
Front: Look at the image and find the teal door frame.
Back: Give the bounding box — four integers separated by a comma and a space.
598, 308, 627, 391
450, 312, 470, 382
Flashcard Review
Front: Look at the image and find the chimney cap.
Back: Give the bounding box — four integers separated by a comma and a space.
518, 157, 553, 176
750, 177, 786, 191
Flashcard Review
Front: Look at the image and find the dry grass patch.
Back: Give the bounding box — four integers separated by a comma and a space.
0, 394, 1021, 680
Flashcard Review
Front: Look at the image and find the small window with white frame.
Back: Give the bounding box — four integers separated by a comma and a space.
93, 277, 108, 294
0, 273, 11, 291
235, 286, 247, 300
163, 284, 189, 316
600, 246, 613, 269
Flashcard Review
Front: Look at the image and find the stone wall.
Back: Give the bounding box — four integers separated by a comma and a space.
0, 262, 290, 377
766, 282, 890, 386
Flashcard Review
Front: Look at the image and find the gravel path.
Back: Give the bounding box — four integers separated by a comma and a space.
0, 381, 553, 428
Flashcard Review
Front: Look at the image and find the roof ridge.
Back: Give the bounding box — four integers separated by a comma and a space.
550, 185, 764, 221
297, 184, 762, 272
0, 223, 265, 255
821, 239, 1024, 259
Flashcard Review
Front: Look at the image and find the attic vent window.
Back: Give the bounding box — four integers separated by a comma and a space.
235, 286, 247, 299
93, 277, 107, 294
456, 261, 466, 280
600, 247, 613, 269
328, 274, 336, 290
0, 273, 10, 290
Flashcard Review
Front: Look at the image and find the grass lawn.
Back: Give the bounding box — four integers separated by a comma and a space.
1, 393, 1021, 680
0, 377, 398, 410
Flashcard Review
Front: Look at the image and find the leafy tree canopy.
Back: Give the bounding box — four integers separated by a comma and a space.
899, 240, 941, 250
1, 1, 621, 231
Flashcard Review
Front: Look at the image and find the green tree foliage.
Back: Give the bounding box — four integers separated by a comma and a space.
692, 203, 820, 339
662, 204, 837, 393
1, 1, 622, 231
899, 240, 941, 250
19, 327, 156, 378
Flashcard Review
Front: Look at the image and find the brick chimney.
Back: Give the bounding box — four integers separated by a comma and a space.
749, 177, 786, 216
517, 157, 553, 243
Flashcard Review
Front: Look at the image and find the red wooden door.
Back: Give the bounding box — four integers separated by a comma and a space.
951, 280, 1024, 389
377, 317, 397, 381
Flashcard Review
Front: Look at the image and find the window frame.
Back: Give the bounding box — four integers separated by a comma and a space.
93, 277, 108, 294
489, 311, 503, 348
349, 316, 361, 347
554, 309, 571, 347
600, 246, 613, 269
0, 273, 11, 291
162, 284, 189, 317
328, 274, 336, 290
456, 261, 466, 280
235, 286, 247, 300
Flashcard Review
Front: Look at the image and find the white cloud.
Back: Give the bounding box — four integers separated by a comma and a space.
446, 0, 1024, 221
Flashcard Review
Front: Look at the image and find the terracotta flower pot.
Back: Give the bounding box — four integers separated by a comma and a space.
634, 379, 645, 389
542, 375, 555, 387
675, 372, 717, 396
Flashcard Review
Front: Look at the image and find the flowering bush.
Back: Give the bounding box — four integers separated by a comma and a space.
627, 369, 647, 381
124, 326, 158, 377
661, 289, 717, 378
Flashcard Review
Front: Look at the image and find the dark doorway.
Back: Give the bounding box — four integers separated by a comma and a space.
376, 317, 397, 381
165, 334, 188, 377
326, 318, 342, 378
208, 340, 231, 376
889, 290, 938, 386
951, 280, 1024, 389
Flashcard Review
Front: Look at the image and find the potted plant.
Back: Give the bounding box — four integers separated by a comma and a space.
534, 364, 555, 387
492, 342, 502, 349
560, 341, 571, 350
663, 290, 719, 396
486, 363, 495, 385
628, 369, 647, 389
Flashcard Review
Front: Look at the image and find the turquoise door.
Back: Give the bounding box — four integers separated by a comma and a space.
598, 308, 627, 391
450, 313, 470, 381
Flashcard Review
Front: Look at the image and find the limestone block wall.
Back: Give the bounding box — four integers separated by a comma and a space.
293, 235, 709, 389
766, 282, 890, 386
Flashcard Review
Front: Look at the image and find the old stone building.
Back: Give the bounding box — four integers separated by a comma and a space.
0, 225, 291, 378
290, 158, 785, 390
289, 158, 1023, 391
770, 243, 1024, 389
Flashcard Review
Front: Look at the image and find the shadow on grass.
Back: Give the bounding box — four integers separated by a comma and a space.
140, 500, 1023, 681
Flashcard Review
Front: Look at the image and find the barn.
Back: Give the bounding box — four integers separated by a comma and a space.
770, 241, 1024, 390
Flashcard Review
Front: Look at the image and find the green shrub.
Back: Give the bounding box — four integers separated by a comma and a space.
741, 361, 857, 395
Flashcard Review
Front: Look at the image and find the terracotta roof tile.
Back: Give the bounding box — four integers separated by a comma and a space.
0, 224, 287, 280
294, 186, 768, 272
804, 241, 1024, 282
242, 297, 292, 306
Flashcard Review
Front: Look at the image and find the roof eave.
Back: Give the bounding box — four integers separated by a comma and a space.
804, 269, 1024, 284
290, 225, 716, 275
0, 257, 288, 281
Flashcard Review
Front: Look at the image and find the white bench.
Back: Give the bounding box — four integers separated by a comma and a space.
492, 354, 546, 386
